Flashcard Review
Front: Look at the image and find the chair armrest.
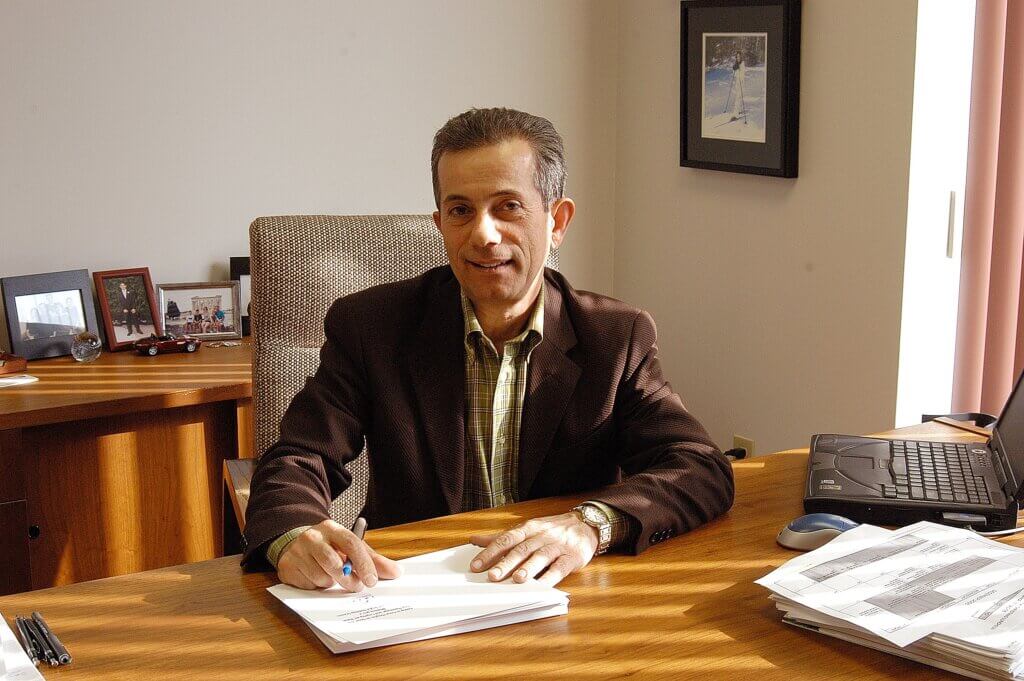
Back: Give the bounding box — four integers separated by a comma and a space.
223, 458, 255, 533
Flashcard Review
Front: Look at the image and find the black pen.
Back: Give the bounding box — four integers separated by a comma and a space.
25, 617, 59, 667
14, 617, 40, 666
32, 612, 71, 665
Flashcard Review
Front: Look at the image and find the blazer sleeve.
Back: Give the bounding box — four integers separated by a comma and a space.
588, 310, 735, 554
241, 298, 370, 570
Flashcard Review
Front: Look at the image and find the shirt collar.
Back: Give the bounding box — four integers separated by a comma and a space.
461, 283, 545, 359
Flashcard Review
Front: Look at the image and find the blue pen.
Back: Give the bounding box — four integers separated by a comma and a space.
342, 517, 368, 577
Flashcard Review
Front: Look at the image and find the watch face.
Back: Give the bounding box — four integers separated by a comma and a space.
579, 505, 605, 525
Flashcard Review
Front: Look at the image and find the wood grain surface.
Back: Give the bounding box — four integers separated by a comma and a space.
0, 421, 1009, 680
22, 402, 235, 587
0, 342, 255, 592
0, 343, 252, 430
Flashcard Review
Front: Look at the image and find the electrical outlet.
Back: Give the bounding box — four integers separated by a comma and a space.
733, 435, 755, 458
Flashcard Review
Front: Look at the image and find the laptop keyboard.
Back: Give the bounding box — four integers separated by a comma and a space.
886, 440, 991, 504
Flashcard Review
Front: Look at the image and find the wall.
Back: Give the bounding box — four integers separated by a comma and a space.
0, 0, 619, 349
2, 0, 922, 457
613, 1, 919, 454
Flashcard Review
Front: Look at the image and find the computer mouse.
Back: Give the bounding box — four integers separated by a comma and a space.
776, 513, 860, 551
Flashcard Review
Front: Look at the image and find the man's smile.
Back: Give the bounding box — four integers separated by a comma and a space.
468, 259, 513, 271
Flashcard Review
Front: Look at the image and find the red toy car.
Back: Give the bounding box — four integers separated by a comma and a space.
133, 333, 202, 356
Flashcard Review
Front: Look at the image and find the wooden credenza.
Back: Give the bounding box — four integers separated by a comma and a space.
0, 343, 253, 593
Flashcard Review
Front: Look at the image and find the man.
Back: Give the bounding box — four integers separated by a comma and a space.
243, 108, 734, 591
728, 50, 748, 123
117, 281, 143, 336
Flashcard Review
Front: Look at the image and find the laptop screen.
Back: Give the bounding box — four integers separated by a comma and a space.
992, 369, 1024, 501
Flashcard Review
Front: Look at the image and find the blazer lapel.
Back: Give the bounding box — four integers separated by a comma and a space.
403, 272, 466, 515
518, 274, 581, 497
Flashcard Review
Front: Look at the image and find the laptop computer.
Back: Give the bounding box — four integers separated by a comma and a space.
804, 371, 1024, 531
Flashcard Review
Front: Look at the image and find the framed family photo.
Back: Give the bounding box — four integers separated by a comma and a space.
93, 268, 161, 351
1, 269, 101, 360
680, 0, 801, 177
157, 282, 242, 341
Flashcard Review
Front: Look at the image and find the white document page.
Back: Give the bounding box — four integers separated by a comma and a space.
0, 615, 43, 681
268, 544, 568, 646
757, 522, 1024, 649
308, 600, 569, 654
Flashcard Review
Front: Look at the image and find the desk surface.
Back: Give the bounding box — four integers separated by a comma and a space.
0, 421, 1004, 680
0, 343, 252, 430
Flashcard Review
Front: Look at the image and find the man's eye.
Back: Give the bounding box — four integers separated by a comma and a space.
502, 201, 522, 211
449, 206, 469, 217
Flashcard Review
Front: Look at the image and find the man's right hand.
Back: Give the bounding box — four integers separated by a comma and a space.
277, 519, 402, 591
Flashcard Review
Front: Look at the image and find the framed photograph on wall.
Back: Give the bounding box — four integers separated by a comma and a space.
680, 0, 801, 177
229, 256, 251, 337
93, 267, 161, 351
0, 269, 101, 360
157, 282, 242, 341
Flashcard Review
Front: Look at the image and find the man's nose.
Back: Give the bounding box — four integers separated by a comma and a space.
468, 212, 502, 247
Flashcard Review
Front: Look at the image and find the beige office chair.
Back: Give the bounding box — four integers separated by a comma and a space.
223, 214, 559, 545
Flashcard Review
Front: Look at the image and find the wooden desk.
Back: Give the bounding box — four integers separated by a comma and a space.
0, 343, 253, 593
0, 421, 1003, 680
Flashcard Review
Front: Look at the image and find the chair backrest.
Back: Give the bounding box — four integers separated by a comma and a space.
249, 214, 558, 525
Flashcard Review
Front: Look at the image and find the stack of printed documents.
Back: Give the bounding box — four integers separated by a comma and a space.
268, 544, 569, 653
756, 521, 1024, 680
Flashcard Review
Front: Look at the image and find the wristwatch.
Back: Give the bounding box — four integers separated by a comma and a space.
572, 503, 612, 555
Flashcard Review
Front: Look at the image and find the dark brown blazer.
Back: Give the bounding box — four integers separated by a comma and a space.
243, 266, 734, 569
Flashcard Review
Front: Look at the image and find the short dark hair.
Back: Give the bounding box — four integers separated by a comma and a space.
431, 107, 566, 208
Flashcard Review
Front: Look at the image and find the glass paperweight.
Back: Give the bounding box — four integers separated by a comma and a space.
71, 331, 102, 362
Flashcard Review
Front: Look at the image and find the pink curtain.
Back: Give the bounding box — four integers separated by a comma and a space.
952, 0, 1024, 415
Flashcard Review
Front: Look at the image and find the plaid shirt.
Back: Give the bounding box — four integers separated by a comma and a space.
460, 287, 546, 510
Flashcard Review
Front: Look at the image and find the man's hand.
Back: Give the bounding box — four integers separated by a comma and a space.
277, 519, 402, 591
469, 512, 598, 587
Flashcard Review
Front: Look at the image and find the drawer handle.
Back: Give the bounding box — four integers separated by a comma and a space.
28, 525, 40, 539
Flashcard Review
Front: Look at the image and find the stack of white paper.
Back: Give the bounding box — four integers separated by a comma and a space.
756, 522, 1024, 681
1, 614, 43, 681
268, 544, 569, 653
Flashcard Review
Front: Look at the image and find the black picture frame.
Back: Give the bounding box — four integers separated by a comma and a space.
680, 0, 801, 177
0, 269, 101, 360
229, 256, 251, 337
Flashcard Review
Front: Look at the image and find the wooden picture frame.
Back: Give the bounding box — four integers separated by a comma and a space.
0, 269, 101, 360
93, 267, 162, 351
680, 0, 801, 177
157, 281, 243, 341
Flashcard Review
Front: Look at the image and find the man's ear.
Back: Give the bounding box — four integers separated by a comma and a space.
432, 210, 441, 231
549, 197, 575, 249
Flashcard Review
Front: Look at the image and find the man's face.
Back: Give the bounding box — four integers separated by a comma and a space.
433, 138, 572, 312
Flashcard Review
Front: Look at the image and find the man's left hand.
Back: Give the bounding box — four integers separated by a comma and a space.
469, 512, 598, 587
